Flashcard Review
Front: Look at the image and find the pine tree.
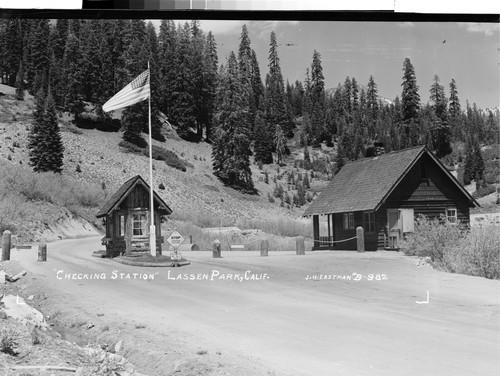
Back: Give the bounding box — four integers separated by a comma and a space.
274, 124, 286, 166
253, 110, 273, 164
212, 52, 254, 192
463, 137, 475, 185
191, 20, 206, 140
351, 77, 359, 113
309, 50, 326, 146
63, 25, 84, 120
448, 78, 461, 119
170, 22, 196, 138
15, 60, 24, 100
3, 19, 23, 86
200, 31, 218, 141
473, 138, 485, 183
265, 32, 292, 139
429, 75, 452, 158
41, 90, 64, 173
29, 90, 64, 173
366, 75, 379, 137
401, 58, 420, 147
448, 78, 462, 140
28, 89, 46, 170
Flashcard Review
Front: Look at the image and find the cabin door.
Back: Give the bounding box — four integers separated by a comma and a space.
387, 209, 401, 248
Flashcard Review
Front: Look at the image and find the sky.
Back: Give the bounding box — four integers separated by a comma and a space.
186, 20, 499, 110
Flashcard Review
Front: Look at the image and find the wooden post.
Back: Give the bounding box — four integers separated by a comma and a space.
312, 215, 320, 249
296, 236, 305, 255
1, 230, 11, 261
212, 239, 221, 258
38, 243, 47, 261
155, 212, 162, 257
125, 211, 132, 255
260, 240, 269, 256
356, 226, 365, 253
189, 235, 193, 244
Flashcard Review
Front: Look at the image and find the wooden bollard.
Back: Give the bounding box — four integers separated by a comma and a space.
1, 230, 11, 261
356, 227, 365, 253
296, 236, 305, 255
38, 243, 47, 262
260, 240, 269, 256
212, 239, 221, 258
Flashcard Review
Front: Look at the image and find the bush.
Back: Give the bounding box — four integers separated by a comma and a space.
401, 215, 500, 279
443, 225, 500, 279
118, 140, 145, 154
143, 145, 188, 172
400, 215, 465, 262
0, 328, 19, 356
75, 112, 120, 132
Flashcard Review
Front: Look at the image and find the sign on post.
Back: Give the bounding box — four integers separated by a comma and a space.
166, 229, 185, 251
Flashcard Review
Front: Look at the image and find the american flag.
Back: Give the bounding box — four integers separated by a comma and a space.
103, 69, 150, 112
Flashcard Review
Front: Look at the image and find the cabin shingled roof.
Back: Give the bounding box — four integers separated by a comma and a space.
96, 175, 172, 218
303, 146, 428, 216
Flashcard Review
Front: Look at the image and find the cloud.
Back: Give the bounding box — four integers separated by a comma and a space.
458, 23, 499, 36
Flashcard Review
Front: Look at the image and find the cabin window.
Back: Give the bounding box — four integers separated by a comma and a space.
446, 208, 458, 223
118, 215, 125, 237
343, 213, 355, 230
363, 211, 375, 232
132, 213, 147, 236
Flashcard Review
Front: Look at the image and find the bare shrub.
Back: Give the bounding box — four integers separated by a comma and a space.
443, 225, 500, 279
401, 216, 500, 279
400, 215, 465, 262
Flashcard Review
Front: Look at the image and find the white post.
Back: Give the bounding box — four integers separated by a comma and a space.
148, 61, 156, 256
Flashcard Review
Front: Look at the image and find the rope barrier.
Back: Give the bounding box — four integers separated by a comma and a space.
314, 236, 358, 244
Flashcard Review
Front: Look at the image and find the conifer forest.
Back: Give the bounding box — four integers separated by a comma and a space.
0, 19, 498, 194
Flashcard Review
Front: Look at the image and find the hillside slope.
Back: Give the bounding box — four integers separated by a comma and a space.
0, 84, 309, 241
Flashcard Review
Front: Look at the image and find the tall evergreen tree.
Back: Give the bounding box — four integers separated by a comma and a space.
308, 50, 326, 146
62, 24, 84, 120
170, 22, 196, 138
265, 31, 292, 139
429, 75, 451, 158
15, 60, 24, 100
190, 20, 206, 140
274, 124, 286, 166
401, 57, 420, 147
41, 90, 64, 173
200, 31, 218, 141
28, 88, 46, 170
366, 75, 379, 137
29, 90, 64, 173
212, 52, 254, 192
253, 110, 273, 164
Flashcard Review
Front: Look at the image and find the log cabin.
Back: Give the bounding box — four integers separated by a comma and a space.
96, 175, 172, 257
303, 146, 479, 251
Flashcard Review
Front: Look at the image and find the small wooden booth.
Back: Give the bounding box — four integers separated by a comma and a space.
96, 175, 172, 257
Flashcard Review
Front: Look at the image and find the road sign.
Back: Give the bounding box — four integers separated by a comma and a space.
166, 230, 184, 250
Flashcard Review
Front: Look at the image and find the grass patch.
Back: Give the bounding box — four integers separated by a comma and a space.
0, 159, 106, 236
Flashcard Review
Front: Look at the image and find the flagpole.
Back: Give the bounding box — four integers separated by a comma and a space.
148, 61, 156, 257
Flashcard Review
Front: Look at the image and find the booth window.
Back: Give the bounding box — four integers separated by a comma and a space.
132, 213, 147, 236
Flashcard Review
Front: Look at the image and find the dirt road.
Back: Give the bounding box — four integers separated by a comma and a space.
10, 237, 500, 375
